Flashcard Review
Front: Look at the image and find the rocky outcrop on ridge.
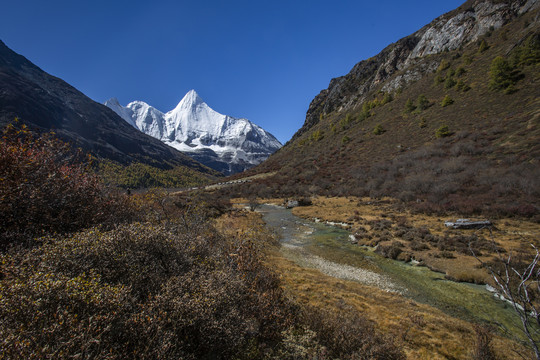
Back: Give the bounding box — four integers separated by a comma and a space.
295, 0, 539, 140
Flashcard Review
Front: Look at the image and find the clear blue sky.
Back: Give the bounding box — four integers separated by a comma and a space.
1, 0, 464, 144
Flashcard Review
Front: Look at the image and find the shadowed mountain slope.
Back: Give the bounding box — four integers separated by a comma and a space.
0, 39, 216, 179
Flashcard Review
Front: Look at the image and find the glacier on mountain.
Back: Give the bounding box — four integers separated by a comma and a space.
105, 90, 282, 174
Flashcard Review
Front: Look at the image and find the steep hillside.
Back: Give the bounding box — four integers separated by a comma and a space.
0, 39, 219, 185
246, 0, 540, 217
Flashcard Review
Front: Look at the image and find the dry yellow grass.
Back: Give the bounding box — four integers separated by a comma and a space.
290, 196, 540, 285
216, 206, 533, 359
270, 253, 528, 359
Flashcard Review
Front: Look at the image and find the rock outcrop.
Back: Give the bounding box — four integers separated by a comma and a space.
295, 0, 539, 140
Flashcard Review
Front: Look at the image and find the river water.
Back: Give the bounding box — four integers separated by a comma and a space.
259, 204, 523, 336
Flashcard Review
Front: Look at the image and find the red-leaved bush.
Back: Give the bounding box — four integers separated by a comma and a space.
0, 122, 131, 248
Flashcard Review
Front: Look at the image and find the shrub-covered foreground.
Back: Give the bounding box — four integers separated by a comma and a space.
0, 207, 404, 359
0, 127, 404, 359
0, 218, 286, 359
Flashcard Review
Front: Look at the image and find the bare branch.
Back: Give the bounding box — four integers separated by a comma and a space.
469, 230, 540, 359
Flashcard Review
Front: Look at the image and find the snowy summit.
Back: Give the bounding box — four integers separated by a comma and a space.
106, 90, 282, 174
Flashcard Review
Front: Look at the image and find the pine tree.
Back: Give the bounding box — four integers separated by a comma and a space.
404, 98, 416, 113
489, 56, 518, 91
441, 95, 454, 107
416, 94, 429, 110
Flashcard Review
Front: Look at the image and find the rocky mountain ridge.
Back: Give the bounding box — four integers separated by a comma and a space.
296, 0, 539, 140
106, 90, 282, 175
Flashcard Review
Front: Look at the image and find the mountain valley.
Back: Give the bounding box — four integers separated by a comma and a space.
1, 0, 540, 359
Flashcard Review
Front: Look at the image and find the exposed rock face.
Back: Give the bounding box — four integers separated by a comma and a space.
295, 0, 538, 140
406, 2, 511, 61
0, 39, 213, 174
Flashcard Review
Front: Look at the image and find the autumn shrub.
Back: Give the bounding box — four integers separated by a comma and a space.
301, 307, 405, 360
472, 325, 497, 360
437, 250, 456, 259
437, 233, 492, 255
267, 326, 328, 359
410, 241, 430, 251
0, 123, 132, 248
298, 197, 313, 206
0, 218, 294, 359
0, 267, 135, 359
376, 241, 403, 260
369, 219, 393, 231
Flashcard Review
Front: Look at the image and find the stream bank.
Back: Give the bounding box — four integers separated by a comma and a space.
259, 204, 523, 339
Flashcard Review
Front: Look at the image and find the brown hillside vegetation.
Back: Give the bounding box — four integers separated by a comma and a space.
238, 3, 539, 219
0, 123, 134, 249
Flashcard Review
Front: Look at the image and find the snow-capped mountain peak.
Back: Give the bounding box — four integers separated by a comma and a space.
172, 89, 204, 112
105, 90, 282, 174
105, 97, 135, 127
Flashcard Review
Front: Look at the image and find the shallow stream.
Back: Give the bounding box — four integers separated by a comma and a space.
259, 204, 523, 337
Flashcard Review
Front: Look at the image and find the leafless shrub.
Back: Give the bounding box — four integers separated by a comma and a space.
369, 219, 393, 231
248, 195, 260, 211
398, 190, 416, 202
450, 140, 479, 156
435, 250, 456, 259
402, 174, 433, 195
455, 130, 471, 140
410, 241, 430, 251
470, 233, 540, 359
438, 157, 468, 174
472, 325, 497, 360
395, 226, 434, 244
